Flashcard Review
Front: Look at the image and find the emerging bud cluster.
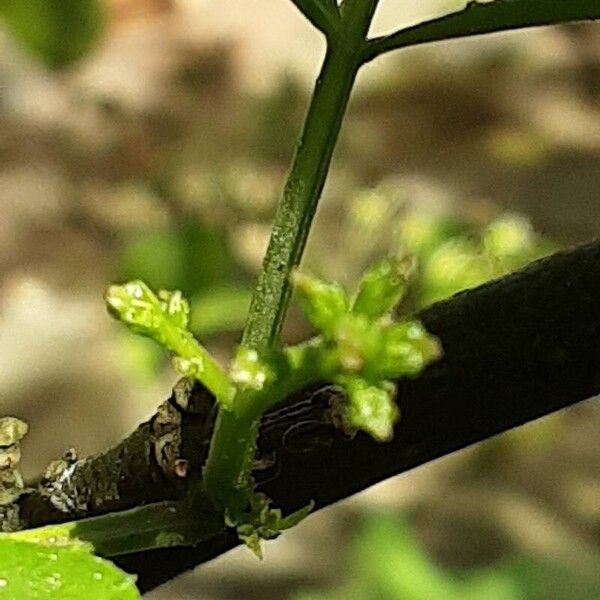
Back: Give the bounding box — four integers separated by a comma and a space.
293, 258, 441, 441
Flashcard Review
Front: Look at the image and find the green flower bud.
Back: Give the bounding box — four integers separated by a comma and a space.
228, 493, 313, 558
106, 280, 235, 405
105, 281, 194, 345
352, 256, 413, 318
292, 271, 348, 335
399, 213, 467, 259
105, 280, 163, 338
332, 313, 377, 373
230, 347, 276, 392
419, 239, 495, 306
484, 214, 534, 260
341, 376, 398, 442
369, 320, 442, 379
173, 356, 205, 379
158, 289, 190, 330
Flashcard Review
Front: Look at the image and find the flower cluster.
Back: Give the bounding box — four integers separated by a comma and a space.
293, 258, 441, 440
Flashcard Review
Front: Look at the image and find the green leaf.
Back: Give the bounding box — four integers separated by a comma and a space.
120, 231, 187, 294
119, 224, 238, 298
0, 538, 139, 599
0, 0, 104, 69
354, 514, 462, 600
365, 0, 600, 62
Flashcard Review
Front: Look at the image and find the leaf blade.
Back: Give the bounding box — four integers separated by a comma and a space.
0, 538, 140, 599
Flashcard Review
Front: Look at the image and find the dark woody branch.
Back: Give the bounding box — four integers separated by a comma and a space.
11, 239, 600, 592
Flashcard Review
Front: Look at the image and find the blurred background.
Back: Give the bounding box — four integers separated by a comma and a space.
0, 1, 599, 598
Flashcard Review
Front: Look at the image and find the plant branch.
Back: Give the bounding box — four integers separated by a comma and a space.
203, 0, 382, 517
290, 0, 341, 37
242, 1, 380, 351
17, 379, 216, 528
120, 240, 600, 591
11, 240, 600, 591
8, 498, 222, 558
240, 48, 358, 350
364, 0, 600, 63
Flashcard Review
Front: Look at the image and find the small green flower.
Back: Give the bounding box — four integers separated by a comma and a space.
158, 289, 190, 330
292, 271, 348, 336
226, 493, 314, 558
230, 347, 276, 392
172, 356, 205, 379
339, 376, 398, 442
484, 214, 534, 260
291, 261, 441, 443
352, 256, 413, 318
369, 320, 442, 380
105, 280, 167, 341
332, 312, 375, 372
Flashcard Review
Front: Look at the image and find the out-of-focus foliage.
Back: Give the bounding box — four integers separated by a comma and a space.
190, 286, 251, 337
294, 513, 600, 600
0, 538, 139, 599
0, 0, 104, 68
400, 212, 556, 307
120, 224, 237, 297
314, 178, 557, 311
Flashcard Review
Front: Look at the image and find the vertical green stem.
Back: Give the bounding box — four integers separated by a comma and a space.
203, 0, 381, 510
202, 408, 258, 511
242, 18, 373, 351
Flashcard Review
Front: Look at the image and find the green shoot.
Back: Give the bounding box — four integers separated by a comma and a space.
105, 281, 236, 408
106, 254, 440, 553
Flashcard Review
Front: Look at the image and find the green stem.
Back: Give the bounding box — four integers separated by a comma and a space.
202, 410, 259, 510
363, 0, 600, 63
242, 17, 373, 351
292, 0, 341, 36
203, 0, 380, 514
163, 323, 236, 407
6, 499, 222, 558
202, 347, 327, 509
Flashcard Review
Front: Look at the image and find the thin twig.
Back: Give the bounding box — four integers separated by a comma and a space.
364, 0, 600, 63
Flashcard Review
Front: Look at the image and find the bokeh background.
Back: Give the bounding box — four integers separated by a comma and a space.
0, 1, 599, 598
